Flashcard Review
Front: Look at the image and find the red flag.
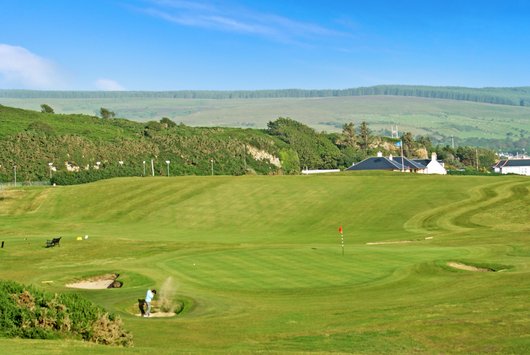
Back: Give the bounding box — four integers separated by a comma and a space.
338, 226, 343, 234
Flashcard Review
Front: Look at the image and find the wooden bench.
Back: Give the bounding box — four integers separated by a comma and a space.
45, 237, 61, 248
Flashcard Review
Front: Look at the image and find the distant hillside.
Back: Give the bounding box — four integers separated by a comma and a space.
2, 85, 530, 106
1, 94, 528, 153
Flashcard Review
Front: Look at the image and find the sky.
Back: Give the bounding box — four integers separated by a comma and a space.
1, 0, 530, 90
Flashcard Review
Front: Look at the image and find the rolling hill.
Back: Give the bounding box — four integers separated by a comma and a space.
1, 87, 529, 151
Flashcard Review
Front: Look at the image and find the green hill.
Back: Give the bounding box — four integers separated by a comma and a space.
1, 88, 529, 152
0, 174, 528, 352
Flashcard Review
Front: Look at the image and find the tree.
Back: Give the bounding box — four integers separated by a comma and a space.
337, 122, 356, 148
99, 107, 115, 119
358, 121, 371, 152
160, 117, 176, 128
401, 132, 414, 157
416, 135, 433, 152
40, 104, 54, 114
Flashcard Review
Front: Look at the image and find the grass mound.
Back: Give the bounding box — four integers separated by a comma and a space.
0, 280, 132, 346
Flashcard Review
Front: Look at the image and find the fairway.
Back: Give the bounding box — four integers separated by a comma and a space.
0, 173, 529, 353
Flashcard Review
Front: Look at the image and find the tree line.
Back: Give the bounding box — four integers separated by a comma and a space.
2, 85, 530, 106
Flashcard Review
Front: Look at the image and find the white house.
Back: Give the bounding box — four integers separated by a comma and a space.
413, 153, 447, 175
346, 152, 446, 175
492, 159, 530, 176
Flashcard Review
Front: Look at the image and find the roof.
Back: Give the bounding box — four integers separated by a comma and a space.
347, 156, 426, 171
493, 159, 530, 168
413, 159, 444, 166
392, 157, 426, 170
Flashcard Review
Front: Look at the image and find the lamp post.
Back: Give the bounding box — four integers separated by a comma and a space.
48, 162, 53, 179
210, 159, 214, 176
143, 161, 146, 176
165, 160, 170, 177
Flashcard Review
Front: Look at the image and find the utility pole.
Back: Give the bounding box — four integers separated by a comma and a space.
151, 159, 155, 177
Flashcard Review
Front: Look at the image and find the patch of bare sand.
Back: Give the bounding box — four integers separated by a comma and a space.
366, 240, 413, 245
134, 312, 176, 318
66, 273, 118, 289
447, 262, 492, 272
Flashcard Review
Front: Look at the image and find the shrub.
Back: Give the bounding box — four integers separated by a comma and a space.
0, 280, 132, 346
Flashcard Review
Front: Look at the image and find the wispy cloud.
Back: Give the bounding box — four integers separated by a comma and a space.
95, 78, 125, 91
0, 44, 65, 89
138, 0, 344, 44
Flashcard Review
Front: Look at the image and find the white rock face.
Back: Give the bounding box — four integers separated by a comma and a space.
246, 145, 281, 167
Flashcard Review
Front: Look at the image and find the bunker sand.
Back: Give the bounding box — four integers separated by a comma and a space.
66, 273, 118, 289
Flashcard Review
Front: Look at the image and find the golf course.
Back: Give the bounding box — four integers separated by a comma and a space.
0, 172, 529, 353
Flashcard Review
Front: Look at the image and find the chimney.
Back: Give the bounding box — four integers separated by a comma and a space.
377, 151, 383, 157
389, 154, 393, 160
431, 152, 437, 161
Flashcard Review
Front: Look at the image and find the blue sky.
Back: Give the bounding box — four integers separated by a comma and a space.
1, 0, 529, 90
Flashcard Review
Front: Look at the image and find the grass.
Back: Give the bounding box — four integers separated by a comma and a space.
0, 173, 529, 353
2, 95, 530, 141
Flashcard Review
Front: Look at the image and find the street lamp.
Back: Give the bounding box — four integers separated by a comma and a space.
48, 162, 53, 179
210, 159, 214, 176
143, 161, 146, 176
165, 160, 170, 176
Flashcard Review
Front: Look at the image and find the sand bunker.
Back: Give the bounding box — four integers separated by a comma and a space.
366, 240, 413, 245
447, 262, 493, 272
66, 273, 121, 289
134, 312, 176, 318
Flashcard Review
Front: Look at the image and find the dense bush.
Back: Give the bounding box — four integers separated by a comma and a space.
268, 117, 342, 169
0, 280, 132, 346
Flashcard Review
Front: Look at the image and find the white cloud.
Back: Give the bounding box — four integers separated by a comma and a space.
0, 44, 64, 89
95, 78, 125, 91
139, 1, 344, 44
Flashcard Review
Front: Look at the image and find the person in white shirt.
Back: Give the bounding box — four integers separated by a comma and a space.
144, 289, 157, 317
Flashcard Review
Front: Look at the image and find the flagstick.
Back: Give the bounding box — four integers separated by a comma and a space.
341, 232, 344, 256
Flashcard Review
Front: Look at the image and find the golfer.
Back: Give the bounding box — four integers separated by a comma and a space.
145, 289, 157, 317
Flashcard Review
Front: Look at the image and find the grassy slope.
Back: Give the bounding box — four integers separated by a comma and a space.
2, 96, 530, 141
0, 105, 141, 140
0, 174, 529, 353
